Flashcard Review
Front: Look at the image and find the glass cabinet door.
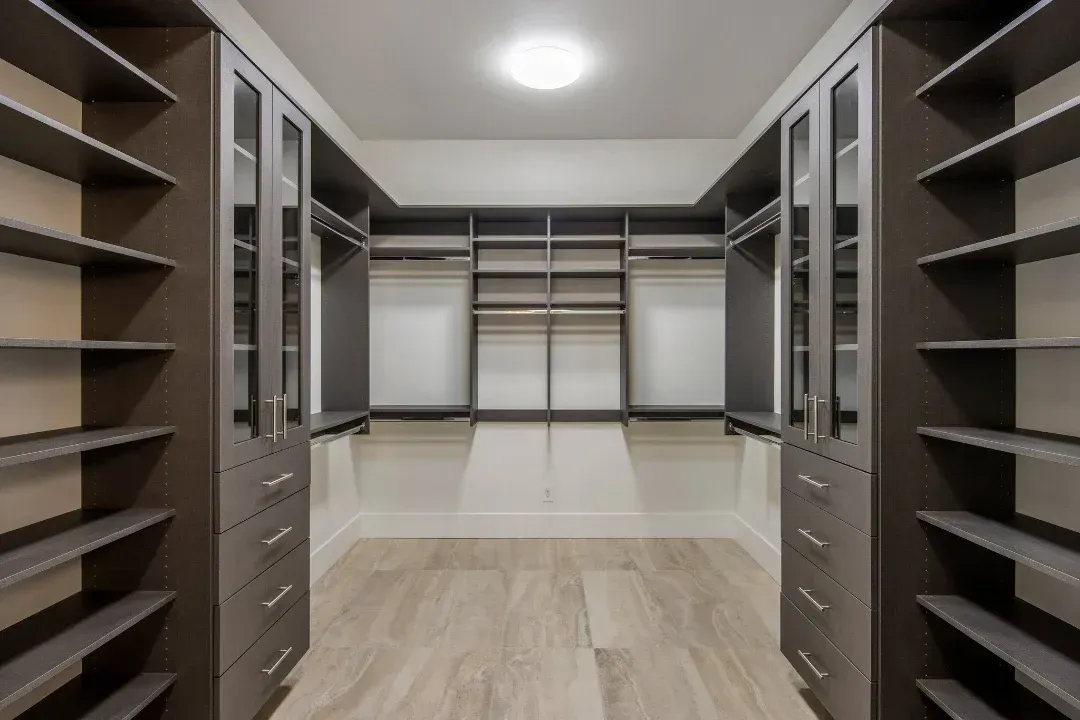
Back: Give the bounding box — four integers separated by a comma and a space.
219, 39, 274, 470
819, 31, 874, 472
271, 91, 311, 448
781, 88, 821, 451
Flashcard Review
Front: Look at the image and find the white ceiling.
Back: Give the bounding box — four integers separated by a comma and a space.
237, 0, 854, 140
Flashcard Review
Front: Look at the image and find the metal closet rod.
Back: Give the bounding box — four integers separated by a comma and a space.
312, 215, 367, 247
730, 425, 782, 446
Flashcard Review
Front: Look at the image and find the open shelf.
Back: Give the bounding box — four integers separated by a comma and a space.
550, 236, 624, 249
0, 0, 176, 102
917, 0, 1080, 99
727, 197, 782, 243
918, 595, 1080, 713
918, 216, 1080, 266
551, 301, 625, 311
918, 94, 1080, 182
0, 591, 176, 712
311, 198, 366, 248
0, 509, 174, 591
918, 510, 1080, 587
473, 237, 547, 250
311, 410, 369, 434
0, 338, 174, 351
19, 672, 176, 720
0, 93, 175, 185
629, 246, 725, 259
473, 301, 548, 311
918, 426, 1080, 466
0, 426, 175, 469
549, 268, 625, 278
473, 269, 547, 279
628, 405, 725, 421
725, 411, 781, 435
371, 405, 471, 421
369, 246, 469, 259
918, 337, 1080, 350
917, 679, 1008, 720
0, 216, 175, 268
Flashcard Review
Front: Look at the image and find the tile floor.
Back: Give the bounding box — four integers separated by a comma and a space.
257, 539, 826, 720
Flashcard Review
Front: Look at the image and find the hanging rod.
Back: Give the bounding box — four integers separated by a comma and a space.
731, 425, 782, 446
727, 211, 781, 249
473, 308, 549, 315
312, 215, 366, 248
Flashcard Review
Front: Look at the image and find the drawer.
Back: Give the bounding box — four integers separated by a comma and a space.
216, 591, 309, 720
782, 596, 875, 720
216, 540, 309, 674
782, 444, 876, 535
782, 489, 875, 607
782, 542, 875, 679
216, 488, 309, 603
216, 443, 310, 532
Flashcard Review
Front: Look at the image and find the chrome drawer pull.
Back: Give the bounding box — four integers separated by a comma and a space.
797, 651, 829, 680
798, 587, 831, 612
799, 474, 829, 490
798, 529, 829, 548
263, 472, 295, 488
261, 527, 293, 546
261, 647, 293, 676
262, 585, 294, 609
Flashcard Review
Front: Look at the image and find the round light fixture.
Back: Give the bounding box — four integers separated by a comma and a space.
509, 46, 581, 90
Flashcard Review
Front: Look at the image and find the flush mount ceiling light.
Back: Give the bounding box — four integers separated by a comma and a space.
509, 46, 581, 90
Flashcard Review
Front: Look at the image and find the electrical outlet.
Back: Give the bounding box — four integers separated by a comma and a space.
543, 486, 554, 503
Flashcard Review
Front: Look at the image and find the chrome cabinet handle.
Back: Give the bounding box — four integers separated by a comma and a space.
281, 393, 288, 440
798, 529, 829, 548
798, 587, 831, 612
799, 474, 830, 490
261, 527, 293, 546
814, 397, 828, 441
797, 651, 829, 680
264, 397, 280, 440
263, 472, 294, 488
261, 647, 293, 675
803, 394, 810, 440
262, 585, 294, 609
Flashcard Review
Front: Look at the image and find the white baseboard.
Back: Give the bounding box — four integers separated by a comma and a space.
309, 511, 366, 584
733, 515, 781, 582
352, 512, 740, 539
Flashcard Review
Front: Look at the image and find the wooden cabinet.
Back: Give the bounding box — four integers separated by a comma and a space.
781, 30, 876, 474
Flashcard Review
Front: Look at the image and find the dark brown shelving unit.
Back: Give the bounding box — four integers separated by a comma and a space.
918, 426, 1080, 466
916, 679, 1008, 720
0, 426, 175, 469
18, 673, 176, 720
0, 509, 175, 590
0, 0, 176, 102
0, 339, 174, 351
918, 216, 1080, 266
0, 591, 176, 711
0, 93, 175, 185
0, 216, 175, 267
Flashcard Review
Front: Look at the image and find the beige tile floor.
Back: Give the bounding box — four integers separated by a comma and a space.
257, 539, 827, 720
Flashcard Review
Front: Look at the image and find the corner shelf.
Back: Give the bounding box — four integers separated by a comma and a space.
916, 679, 1008, 720
918, 426, 1080, 466
18, 672, 176, 720
0, 93, 175, 185
0, 339, 174, 351
0, 591, 176, 712
0, 509, 175, 590
918, 510, 1080, 587
917, 0, 1080, 99
725, 410, 781, 435
0, 217, 175, 268
918, 94, 1080, 182
0, 426, 175, 469
0, 0, 176, 102
918, 216, 1080, 266
918, 595, 1080, 713
918, 337, 1080, 350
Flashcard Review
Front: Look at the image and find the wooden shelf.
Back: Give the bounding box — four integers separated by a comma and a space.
550, 268, 625, 278
370, 246, 469, 259
629, 246, 725, 259
0, 591, 176, 712
311, 198, 366, 247
371, 405, 471, 421
0, 509, 174, 590
19, 672, 176, 720
918, 216, 1080, 266
473, 301, 548, 311
0, 426, 175, 469
550, 236, 624, 249
474, 269, 547, 279
917, 0, 1080, 99
0, 216, 175, 268
0, 338, 174, 351
918, 595, 1080, 713
628, 405, 725, 420
0, 93, 174, 185
311, 410, 369, 434
918, 337, 1080, 350
917, 679, 1008, 720
0, 0, 176, 102
918, 510, 1080, 587
474, 237, 547, 250
918, 94, 1080, 182
726, 411, 781, 434
918, 426, 1080, 466
551, 301, 625, 311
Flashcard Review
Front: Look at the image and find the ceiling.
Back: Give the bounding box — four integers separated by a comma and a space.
237, 0, 854, 140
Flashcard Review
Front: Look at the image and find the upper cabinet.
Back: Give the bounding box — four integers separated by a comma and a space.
781, 30, 875, 473
217, 38, 312, 471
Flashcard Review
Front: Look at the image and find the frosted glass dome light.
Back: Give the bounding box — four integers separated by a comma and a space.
510, 46, 581, 90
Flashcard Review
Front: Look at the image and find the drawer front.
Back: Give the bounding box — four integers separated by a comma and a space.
782, 595, 875, 720
782, 489, 875, 606
216, 443, 310, 532
782, 542, 875, 678
216, 592, 310, 720
216, 488, 309, 603
216, 540, 309, 674
782, 444, 876, 535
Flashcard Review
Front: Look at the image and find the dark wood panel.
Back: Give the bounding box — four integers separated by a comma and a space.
53, 0, 215, 27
